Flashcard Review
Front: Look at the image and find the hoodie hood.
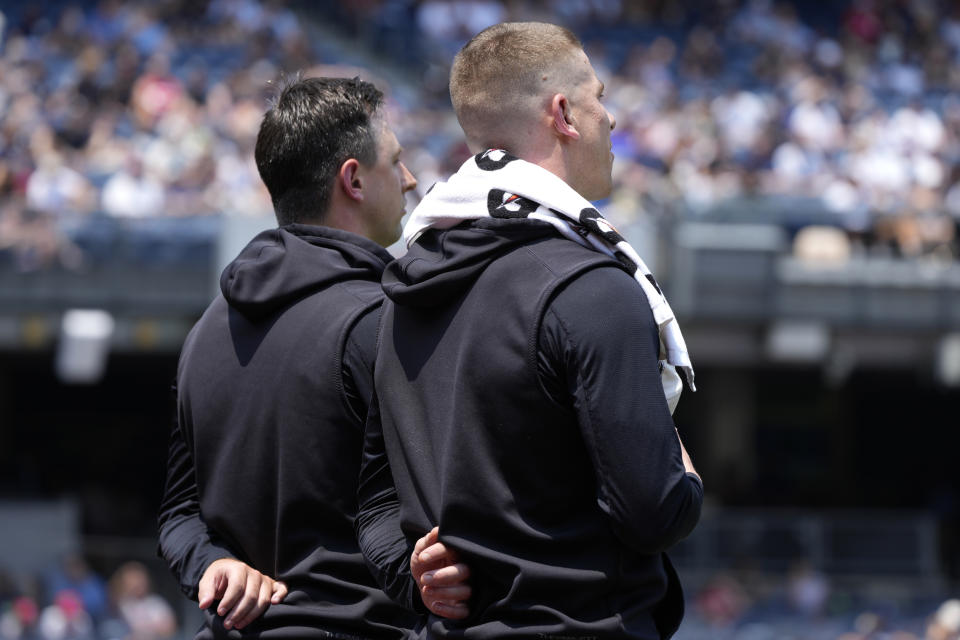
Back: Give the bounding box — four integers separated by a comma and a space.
221, 224, 394, 320
382, 218, 557, 308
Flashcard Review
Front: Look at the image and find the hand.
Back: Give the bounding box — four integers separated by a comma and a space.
198, 558, 288, 630
411, 527, 471, 619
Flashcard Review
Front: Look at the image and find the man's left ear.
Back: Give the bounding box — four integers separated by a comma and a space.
338, 158, 364, 202
552, 94, 580, 141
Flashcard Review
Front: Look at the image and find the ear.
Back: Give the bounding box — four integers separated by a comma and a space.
551, 93, 580, 141
337, 158, 364, 202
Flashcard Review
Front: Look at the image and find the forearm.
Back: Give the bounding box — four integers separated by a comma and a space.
157, 400, 236, 599
354, 487, 420, 612
574, 375, 703, 553
631, 469, 703, 551
158, 510, 236, 600
543, 267, 704, 554
355, 394, 423, 612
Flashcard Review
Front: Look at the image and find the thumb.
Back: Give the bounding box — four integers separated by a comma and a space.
271, 581, 288, 604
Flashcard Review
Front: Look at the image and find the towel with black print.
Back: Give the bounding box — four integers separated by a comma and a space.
403, 149, 695, 407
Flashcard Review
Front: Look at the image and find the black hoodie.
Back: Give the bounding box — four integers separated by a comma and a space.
159, 224, 419, 639
357, 218, 702, 639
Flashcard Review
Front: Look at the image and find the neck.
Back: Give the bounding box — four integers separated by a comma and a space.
322, 202, 365, 238
505, 137, 577, 194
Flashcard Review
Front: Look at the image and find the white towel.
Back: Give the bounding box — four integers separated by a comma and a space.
405, 149, 695, 411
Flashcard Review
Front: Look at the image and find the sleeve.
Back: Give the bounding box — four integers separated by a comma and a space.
341, 308, 379, 427
538, 267, 703, 555
347, 307, 426, 614
354, 390, 425, 613
157, 382, 237, 600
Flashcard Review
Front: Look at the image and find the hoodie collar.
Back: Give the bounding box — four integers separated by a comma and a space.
221, 224, 394, 320
383, 218, 556, 308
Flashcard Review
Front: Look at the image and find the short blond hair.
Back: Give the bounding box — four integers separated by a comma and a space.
449, 22, 583, 150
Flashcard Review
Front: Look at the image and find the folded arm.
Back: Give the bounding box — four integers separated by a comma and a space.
157, 388, 286, 629
157, 399, 237, 600
539, 267, 703, 554
355, 391, 472, 618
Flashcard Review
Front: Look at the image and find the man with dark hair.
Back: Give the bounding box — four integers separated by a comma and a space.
158, 76, 469, 639
254, 77, 397, 241
358, 23, 702, 639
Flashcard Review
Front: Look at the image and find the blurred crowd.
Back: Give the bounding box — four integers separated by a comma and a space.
3, 0, 960, 271
680, 563, 960, 639
338, 0, 960, 263
0, 0, 305, 271
0, 556, 176, 640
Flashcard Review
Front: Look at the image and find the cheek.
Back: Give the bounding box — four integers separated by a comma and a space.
590, 110, 607, 138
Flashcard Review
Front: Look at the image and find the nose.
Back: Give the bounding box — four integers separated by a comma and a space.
400, 162, 417, 193
607, 108, 616, 131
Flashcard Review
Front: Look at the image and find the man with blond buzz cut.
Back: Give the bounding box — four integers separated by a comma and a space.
357, 22, 702, 640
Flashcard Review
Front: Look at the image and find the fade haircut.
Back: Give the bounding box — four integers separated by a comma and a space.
449, 22, 582, 150
255, 76, 384, 226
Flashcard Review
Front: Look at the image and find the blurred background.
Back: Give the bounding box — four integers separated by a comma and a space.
0, 0, 958, 638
